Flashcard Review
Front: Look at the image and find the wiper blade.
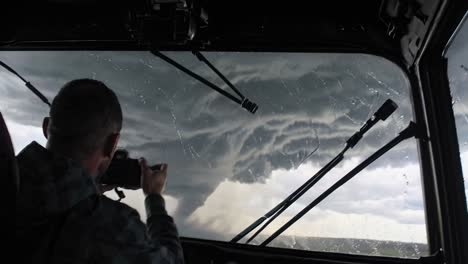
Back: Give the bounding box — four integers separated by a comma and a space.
231, 99, 398, 243
260, 121, 419, 246
0, 60, 51, 107
151, 51, 258, 114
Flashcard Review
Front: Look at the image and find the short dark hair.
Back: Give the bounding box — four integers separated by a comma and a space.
48, 79, 122, 157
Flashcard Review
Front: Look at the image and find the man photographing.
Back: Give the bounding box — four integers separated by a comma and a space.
15, 79, 184, 263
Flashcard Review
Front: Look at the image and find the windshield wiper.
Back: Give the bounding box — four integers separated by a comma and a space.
260, 121, 419, 246
231, 99, 398, 243
0, 60, 51, 106
151, 50, 258, 114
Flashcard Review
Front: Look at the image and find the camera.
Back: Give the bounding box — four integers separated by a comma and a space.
99, 149, 161, 189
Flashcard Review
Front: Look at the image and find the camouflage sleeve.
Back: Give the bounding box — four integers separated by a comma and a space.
145, 194, 185, 264
91, 195, 184, 264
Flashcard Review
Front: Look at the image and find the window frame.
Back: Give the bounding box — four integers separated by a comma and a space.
411, 6, 468, 264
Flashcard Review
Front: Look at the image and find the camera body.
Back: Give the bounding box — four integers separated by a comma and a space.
99, 149, 161, 189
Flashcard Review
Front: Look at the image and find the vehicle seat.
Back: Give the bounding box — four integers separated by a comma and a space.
0, 112, 19, 194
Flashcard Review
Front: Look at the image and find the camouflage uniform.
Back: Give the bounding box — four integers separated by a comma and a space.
15, 142, 184, 264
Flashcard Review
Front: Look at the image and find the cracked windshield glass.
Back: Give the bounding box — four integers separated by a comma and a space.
2, 51, 427, 258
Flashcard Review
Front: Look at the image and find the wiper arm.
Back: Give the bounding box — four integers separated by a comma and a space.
260, 121, 419, 246
192, 51, 245, 99
231, 99, 398, 243
0, 60, 51, 107
151, 51, 258, 114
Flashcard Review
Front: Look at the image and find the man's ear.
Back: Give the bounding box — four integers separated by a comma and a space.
42, 117, 49, 139
103, 133, 120, 158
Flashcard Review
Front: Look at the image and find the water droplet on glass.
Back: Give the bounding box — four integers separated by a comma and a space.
414, 244, 420, 255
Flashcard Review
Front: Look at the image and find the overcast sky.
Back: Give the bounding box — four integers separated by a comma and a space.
2, 43, 466, 254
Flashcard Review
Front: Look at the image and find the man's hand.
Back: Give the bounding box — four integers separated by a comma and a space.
140, 158, 168, 195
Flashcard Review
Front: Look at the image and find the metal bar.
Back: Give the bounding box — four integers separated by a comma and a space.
260, 122, 417, 246
231, 151, 345, 243
151, 51, 243, 105
245, 202, 288, 244
407, 64, 440, 253
192, 51, 245, 99
418, 55, 468, 263
244, 153, 345, 244
232, 99, 397, 243
0, 60, 51, 106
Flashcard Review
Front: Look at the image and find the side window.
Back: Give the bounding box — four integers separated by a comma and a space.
0, 54, 49, 151
445, 14, 468, 209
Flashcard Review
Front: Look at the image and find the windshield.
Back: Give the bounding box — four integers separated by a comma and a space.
1, 51, 427, 258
